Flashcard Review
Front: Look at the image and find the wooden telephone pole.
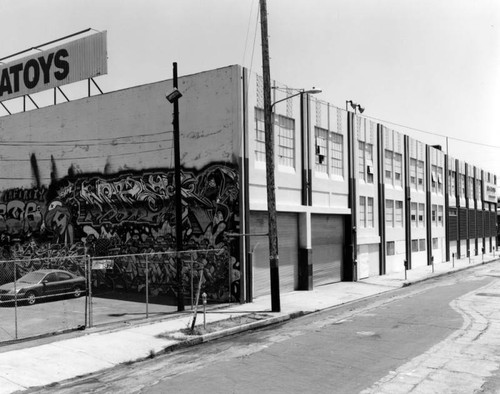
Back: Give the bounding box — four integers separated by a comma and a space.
259, 0, 280, 312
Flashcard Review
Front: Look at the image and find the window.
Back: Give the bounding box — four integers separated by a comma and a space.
358, 141, 374, 183
417, 160, 424, 191
367, 197, 374, 228
386, 200, 394, 227
449, 170, 456, 196
410, 158, 417, 189
276, 115, 295, 167
359, 196, 374, 228
411, 239, 419, 252
255, 108, 266, 162
359, 196, 366, 228
384, 150, 402, 187
468, 176, 474, 199
476, 179, 482, 200
394, 153, 403, 186
411, 202, 417, 226
432, 237, 439, 250
395, 200, 403, 227
438, 205, 443, 226
315, 127, 328, 173
385, 150, 392, 181
387, 241, 395, 256
437, 166, 443, 194
432, 204, 437, 223
460, 174, 466, 197
419, 239, 426, 251
449, 207, 457, 216
418, 203, 425, 226
431, 165, 438, 193
330, 132, 343, 176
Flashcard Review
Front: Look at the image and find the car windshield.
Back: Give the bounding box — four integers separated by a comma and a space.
18, 272, 46, 284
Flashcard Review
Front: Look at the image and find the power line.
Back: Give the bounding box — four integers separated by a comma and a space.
0, 138, 173, 147
0, 130, 174, 145
362, 114, 500, 150
0, 147, 172, 162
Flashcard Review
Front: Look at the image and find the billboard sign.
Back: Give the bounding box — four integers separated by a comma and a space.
0, 31, 107, 102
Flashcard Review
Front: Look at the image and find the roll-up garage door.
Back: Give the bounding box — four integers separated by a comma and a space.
249, 212, 299, 298
312, 214, 343, 286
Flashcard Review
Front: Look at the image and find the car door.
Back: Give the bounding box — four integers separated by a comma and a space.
56, 271, 74, 295
41, 272, 60, 297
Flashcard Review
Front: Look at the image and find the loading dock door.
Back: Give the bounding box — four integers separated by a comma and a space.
312, 214, 344, 286
249, 212, 299, 298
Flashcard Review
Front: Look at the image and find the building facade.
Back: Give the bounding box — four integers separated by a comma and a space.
0, 64, 497, 303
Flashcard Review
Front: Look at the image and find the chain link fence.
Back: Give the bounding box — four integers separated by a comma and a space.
0, 248, 234, 343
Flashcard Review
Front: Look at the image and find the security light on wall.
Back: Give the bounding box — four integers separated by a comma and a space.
166, 88, 183, 103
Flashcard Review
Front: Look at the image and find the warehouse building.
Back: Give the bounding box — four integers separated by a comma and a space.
0, 63, 497, 303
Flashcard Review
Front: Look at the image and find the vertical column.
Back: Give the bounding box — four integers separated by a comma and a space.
377, 125, 386, 275
404, 135, 412, 270
298, 212, 313, 290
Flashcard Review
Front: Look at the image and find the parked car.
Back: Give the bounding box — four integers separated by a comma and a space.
0, 269, 86, 305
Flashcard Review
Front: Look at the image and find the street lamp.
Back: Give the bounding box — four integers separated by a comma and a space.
272, 88, 322, 110
265, 87, 322, 312
346, 100, 364, 114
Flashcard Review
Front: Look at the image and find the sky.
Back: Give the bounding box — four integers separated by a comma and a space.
1, 0, 499, 179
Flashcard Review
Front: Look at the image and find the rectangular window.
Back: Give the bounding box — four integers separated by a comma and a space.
449, 207, 457, 216
411, 239, 419, 252
468, 177, 474, 199
431, 165, 437, 193
437, 166, 443, 194
394, 153, 402, 187
410, 158, 417, 189
476, 179, 481, 200
358, 141, 374, 183
411, 202, 417, 227
395, 200, 403, 227
315, 127, 328, 173
330, 132, 344, 176
449, 170, 456, 196
438, 205, 443, 226
419, 239, 426, 251
387, 241, 395, 256
276, 115, 295, 167
418, 203, 425, 226
255, 108, 266, 162
359, 196, 366, 228
358, 141, 365, 181
385, 150, 393, 181
367, 197, 374, 228
432, 237, 439, 250
431, 204, 437, 223
417, 160, 425, 190
386, 200, 394, 227
460, 174, 466, 197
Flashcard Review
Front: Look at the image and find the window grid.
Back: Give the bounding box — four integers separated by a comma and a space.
395, 200, 403, 227
359, 196, 366, 228
330, 132, 343, 176
255, 108, 266, 162
367, 197, 374, 228
277, 115, 295, 167
386, 200, 394, 227
315, 127, 328, 173
358, 141, 374, 183
418, 203, 425, 226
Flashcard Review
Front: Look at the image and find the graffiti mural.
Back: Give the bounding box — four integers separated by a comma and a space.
0, 164, 240, 302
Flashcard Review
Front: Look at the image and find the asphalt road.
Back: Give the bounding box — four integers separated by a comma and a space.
30, 263, 500, 393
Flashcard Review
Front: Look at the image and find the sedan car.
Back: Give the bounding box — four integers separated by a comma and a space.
0, 269, 86, 305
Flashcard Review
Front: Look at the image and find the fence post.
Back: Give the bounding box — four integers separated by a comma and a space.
14, 260, 18, 340
88, 255, 93, 328
84, 255, 88, 328
190, 253, 194, 310
145, 256, 149, 319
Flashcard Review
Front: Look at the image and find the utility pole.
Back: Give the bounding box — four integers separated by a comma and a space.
172, 62, 185, 312
259, 0, 280, 312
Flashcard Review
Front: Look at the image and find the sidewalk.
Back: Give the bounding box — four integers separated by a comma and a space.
0, 252, 498, 393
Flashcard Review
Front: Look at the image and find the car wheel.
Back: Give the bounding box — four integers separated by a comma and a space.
25, 291, 37, 305
73, 286, 83, 298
